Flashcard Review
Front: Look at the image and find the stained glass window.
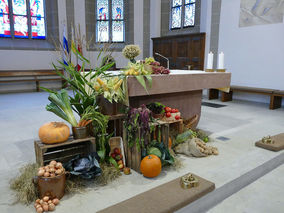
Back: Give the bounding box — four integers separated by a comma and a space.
96, 0, 125, 43
171, 7, 182, 29
184, 3, 195, 27
0, 0, 11, 37
30, 0, 46, 39
172, 0, 182, 7
171, 0, 196, 29
0, 0, 46, 39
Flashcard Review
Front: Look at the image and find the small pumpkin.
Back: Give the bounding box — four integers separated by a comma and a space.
140, 154, 162, 178
39, 122, 70, 144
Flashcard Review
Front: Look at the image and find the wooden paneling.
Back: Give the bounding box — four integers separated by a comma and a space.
152, 33, 205, 70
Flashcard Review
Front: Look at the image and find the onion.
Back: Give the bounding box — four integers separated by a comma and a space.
48, 203, 55, 211
55, 169, 62, 175
42, 204, 49, 211
52, 198, 59, 205
43, 196, 49, 202
55, 162, 62, 169
44, 172, 50, 177
36, 207, 43, 213
39, 200, 44, 205
49, 167, 55, 173
49, 160, 57, 166
50, 173, 55, 178
36, 199, 40, 203
48, 200, 52, 204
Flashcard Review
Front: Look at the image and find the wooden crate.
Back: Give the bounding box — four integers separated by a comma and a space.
122, 120, 182, 173
34, 137, 96, 166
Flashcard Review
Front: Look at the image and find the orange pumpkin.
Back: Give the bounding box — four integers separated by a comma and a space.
140, 155, 162, 178
39, 122, 70, 144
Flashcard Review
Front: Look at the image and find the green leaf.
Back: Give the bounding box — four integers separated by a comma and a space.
135, 75, 148, 94
108, 157, 119, 169
97, 150, 106, 161
144, 75, 152, 88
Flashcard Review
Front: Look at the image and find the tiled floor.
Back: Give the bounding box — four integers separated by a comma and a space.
0, 92, 283, 213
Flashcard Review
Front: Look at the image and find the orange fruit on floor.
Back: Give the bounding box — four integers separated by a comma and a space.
140, 154, 162, 178
39, 122, 70, 144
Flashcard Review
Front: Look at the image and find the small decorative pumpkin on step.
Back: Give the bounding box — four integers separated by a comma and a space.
140, 154, 162, 178
39, 122, 70, 144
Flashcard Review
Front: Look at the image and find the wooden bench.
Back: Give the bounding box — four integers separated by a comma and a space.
0, 70, 66, 92
271, 90, 284, 109
208, 86, 282, 110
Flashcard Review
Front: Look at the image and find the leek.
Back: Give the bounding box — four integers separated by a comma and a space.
46, 89, 78, 127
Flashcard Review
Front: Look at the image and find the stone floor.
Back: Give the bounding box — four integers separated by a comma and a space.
0, 92, 283, 213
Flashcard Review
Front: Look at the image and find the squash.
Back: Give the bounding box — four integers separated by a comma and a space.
140, 155, 162, 178
39, 122, 70, 144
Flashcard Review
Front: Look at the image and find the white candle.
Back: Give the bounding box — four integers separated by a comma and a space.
207, 52, 213, 69
218, 52, 225, 69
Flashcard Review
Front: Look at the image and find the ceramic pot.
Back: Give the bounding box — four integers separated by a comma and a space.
72, 126, 88, 139
33, 172, 66, 199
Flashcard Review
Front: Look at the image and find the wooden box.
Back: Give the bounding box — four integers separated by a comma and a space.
122, 120, 182, 173
34, 137, 96, 166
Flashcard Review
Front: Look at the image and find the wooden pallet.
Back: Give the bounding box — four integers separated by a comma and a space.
34, 137, 96, 166
122, 119, 182, 173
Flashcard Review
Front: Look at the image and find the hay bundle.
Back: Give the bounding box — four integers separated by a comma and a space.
10, 163, 121, 205
10, 163, 39, 205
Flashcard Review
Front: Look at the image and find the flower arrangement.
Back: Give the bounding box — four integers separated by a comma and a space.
122, 45, 141, 63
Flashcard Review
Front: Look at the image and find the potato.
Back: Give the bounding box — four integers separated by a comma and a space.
43, 196, 49, 202
37, 170, 44, 177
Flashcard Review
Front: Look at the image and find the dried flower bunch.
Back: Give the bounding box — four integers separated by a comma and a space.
122, 45, 141, 61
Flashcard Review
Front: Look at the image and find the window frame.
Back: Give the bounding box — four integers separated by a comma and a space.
170, 0, 196, 30
95, 0, 125, 43
0, 0, 47, 40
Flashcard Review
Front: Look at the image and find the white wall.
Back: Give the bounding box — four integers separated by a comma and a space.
150, 0, 161, 57
219, 0, 284, 91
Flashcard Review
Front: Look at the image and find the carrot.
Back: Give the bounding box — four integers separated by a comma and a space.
78, 120, 84, 127
84, 120, 92, 127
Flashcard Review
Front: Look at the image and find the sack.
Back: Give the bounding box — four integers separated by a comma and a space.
64, 152, 102, 179
187, 138, 207, 157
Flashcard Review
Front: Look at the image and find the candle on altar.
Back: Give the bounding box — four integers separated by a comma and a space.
218, 52, 225, 69
207, 52, 214, 69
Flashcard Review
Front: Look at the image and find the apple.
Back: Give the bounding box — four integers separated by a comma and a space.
114, 148, 120, 155
166, 112, 171, 117
175, 115, 180, 120
123, 167, 131, 175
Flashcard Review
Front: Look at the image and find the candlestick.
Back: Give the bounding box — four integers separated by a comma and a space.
218, 52, 224, 69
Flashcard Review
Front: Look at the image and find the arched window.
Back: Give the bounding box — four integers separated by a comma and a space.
171, 0, 195, 29
0, 0, 46, 39
96, 0, 124, 43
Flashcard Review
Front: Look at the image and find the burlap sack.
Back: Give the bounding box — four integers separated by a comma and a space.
188, 138, 207, 157
174, 138, 206, 157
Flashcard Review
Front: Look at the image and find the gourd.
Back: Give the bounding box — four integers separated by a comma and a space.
140, 155, 162, 178
39, 122, 70, 144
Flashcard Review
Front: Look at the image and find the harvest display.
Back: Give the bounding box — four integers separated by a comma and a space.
10, 44, 219, 212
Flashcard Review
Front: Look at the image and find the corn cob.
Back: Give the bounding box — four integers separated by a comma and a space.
114, 79, 123, 90
97, 77, 105, 86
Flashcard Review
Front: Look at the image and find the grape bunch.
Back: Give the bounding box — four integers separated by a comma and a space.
150, 62, 170, 75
